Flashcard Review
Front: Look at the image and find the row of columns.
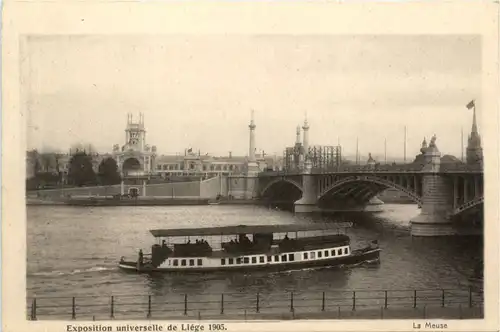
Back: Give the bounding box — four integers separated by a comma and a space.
452, 175, 482, 209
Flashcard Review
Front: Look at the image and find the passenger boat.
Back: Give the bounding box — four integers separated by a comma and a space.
118, 223, 380, 273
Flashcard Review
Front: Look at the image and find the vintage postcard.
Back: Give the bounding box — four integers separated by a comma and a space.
2, 1, 499, 332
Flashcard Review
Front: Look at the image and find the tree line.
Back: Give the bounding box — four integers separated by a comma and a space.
27, 151, 122, 190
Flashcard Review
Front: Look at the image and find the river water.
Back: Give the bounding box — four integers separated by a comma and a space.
27, 204, 483, 302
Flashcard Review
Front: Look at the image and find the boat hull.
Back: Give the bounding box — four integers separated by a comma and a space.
118, 248, 380, 274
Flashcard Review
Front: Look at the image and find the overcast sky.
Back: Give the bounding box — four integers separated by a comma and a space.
24, 35, 481, 159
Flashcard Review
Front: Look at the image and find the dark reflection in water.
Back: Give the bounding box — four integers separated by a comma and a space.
27, 204, 483, 299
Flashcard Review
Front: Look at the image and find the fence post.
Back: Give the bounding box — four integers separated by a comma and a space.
220, 294, 224, 315
384, 291, 388, 309
352, 291, 356, 311
290, 292, 294, 312
413, 290, 417, 308
147, 295, 151, 318
468, 286, 472, 308
441, 289, 445, 308
256, 293, 260, 313
72, 297, 76, 320
321, 292, 325, 311
184, 294, 188, 315
110, 296, 115, 319
31, 298, 37, 321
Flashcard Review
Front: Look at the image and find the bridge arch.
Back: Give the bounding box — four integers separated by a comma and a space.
260, 178, 303, 198
122, 157, 142, 172
318, 175, 423, 205
451, 196, 484, 217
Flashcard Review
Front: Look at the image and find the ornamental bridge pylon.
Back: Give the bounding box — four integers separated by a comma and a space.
257, 138, 483, 237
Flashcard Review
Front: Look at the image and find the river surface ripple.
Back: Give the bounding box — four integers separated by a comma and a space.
27, 204, 483, 299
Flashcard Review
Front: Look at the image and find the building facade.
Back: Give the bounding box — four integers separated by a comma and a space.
26, 113, 284, 183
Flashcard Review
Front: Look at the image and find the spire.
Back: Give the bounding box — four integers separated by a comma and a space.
471, 106, 478, 134
248, 110, 256, 162
295, 125, 301, 144
302, 112, 309, 130
302, 113, 310, 158
249, 110, 256, 130
466, 101, 483, 165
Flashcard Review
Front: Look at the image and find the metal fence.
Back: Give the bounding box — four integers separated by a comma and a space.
27, 287, 483, 320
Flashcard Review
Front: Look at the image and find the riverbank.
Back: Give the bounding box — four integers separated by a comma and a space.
25, 197, 263, 206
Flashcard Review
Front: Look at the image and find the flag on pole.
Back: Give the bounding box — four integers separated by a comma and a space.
466, 100, 475, 110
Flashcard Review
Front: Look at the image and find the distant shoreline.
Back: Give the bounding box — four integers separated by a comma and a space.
25, 197, 414, 207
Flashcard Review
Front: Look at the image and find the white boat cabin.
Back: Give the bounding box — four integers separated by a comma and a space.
138, 223, 356, 270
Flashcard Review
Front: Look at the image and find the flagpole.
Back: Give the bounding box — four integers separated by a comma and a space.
384, 138, 387, 164
404, 126, 407, 163
461, 127, 464, 162
356, 137, 359, 165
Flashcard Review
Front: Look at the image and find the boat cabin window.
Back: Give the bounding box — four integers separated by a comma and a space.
303, 253, 308, 260
324, 250, 329, 257
189, 259, 195, 266
221, 259, 226, 265
181, 259, 187, 266
243, 257, 250, 264
259, 256, 265, 263
344, 248, 349, 255
251, 257, 257, 264
197, 259, 203, 266
237, 258, 242, 264
267, 256, 272, 262
337, 249, 342, 256
331, 250, 336, 256
229, 258, 234, 265
281, 254, 287, 262
173, 259, 179, 266
318, 251, 323, 258
274, 255, 279, 262
288, 253, 294, 261
310, 252, 316, 259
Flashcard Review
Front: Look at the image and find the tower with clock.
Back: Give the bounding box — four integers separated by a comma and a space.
112, 113, 157, 195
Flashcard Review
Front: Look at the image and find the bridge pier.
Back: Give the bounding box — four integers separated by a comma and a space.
410, 139, 455, 236
294, 161, 319, 213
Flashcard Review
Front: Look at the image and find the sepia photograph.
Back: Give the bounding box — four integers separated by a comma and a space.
23, 33, 485, 320
2, 2, 499, 332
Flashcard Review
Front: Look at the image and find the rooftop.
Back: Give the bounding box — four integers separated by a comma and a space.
150, 222, 353, 237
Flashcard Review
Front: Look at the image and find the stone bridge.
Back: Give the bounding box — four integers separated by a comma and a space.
257, 152, 483, 237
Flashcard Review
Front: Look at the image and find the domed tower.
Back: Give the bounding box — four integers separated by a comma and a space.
420, 137, 428, 154
422, 134, 441, 173
112, 113, 156, 195
367, 153, 376, 169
